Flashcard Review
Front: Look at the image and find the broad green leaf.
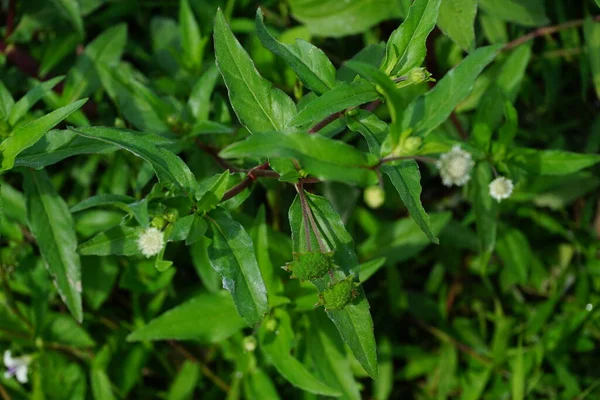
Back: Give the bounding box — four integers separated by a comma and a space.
15, 129, 116, 169
256, 9, 336, 94
508, 148, 600, 176
243, 369, 281, 400
0, 81, 15, 119
69, 126, 197, 193
289, 0, 404, 38
213, 9, 296, 133
402, 45, 501, 136
220, 131, 378, 186
437, 0, 477, 52
207, 207, 268, 325
584, 16, 600, 100
191, 236, 221, 292
62, 24, 128, 103
347, 110, 438, 243
196, 170, 230, 211
189, 120, 233, 136
50, 0, 84, 35
469, 162, 497, 261
479, 0, 549, 27
167, 361, 200, 400
289, 81, 378, 128
78, 225, 143, 256
381, 0, 442, 76
188, 65, 220, 121
8, 76, 64, 126
70, 194, 135, 213
128, 291, 245, 342
179, 0, 205, 70
258, 309, 341, 396
0, 99, 87, 172
337, 44, 386, 82
497, 228, 531, 286
307, 311, 361, 400
24, 169, 83, 322
43, 313, 94, 347
289, 192, 378, 378
91, 368, 116, 400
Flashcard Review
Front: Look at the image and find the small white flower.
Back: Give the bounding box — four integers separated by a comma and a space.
136, 227, 165, 258
436, 145, 474, 187
364, 186, 385, 209
489, 176, 514, 202
4, 351, 30, 384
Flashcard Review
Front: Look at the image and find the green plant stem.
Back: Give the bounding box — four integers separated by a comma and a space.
504, 14, 600, 51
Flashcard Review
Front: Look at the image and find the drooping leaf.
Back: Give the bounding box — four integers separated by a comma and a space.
24, 169, 83, 322
0, 99, 87, 172
213, 9, 296, 133
258, 309, 342, 396
207, 207, 268, 325
127, 291, 245, 342
256, 9, 336, 95
437, 0, 477, 52
381, 0, 442, 76
401, 45, 501, 136
69, 126, 197, 193
289, 192, 378, 378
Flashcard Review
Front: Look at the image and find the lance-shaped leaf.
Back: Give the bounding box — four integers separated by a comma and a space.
289, 81, 379, 128
289, 192, 378, 378
127, 291, 246, 342
479, 0, 549, 27
0, 99, 87, 172
256, 9, 336, 95
24, 169, 83, 322
347, 110, 438, 243
8, 76, 65, 126
220, 131, 378, 186
437, 0, 478, 52
213, 9, 296, 133
469, 162, 498, 262
507, 148, 600, 176
207, 207, 268, 325
69, 126, 197, 194
259, 309, 342, 396
402, 45, 502, 137
78, 226, 143, 256
380, 0, 442, 76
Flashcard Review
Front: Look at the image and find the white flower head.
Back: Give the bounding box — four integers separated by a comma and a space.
4, 351, 30, 384
137, 227, 165, 258
489, 176, 514, 202
436, 145, 474, 187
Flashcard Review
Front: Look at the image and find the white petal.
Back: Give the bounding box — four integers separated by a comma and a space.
15, 366, 28, 383
4, 370, 13, 379
3, 350, 13, 367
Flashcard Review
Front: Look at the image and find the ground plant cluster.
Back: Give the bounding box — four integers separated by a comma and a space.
1, 0, 600, 399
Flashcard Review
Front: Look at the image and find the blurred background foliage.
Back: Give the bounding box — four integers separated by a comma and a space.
1, 0, 600, 399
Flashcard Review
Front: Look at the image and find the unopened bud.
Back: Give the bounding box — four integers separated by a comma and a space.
364, 186, 385, 209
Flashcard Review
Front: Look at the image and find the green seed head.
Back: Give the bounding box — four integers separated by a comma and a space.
285, 251, 333, 281
319, 276, 359, 311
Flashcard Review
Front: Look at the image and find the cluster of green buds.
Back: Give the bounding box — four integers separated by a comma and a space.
283, 251, 335, 281
317, 276, 360, 311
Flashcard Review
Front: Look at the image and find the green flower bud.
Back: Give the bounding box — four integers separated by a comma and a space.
406, 67, 429, 84
319, 276, 359, 311
284, 251, 334, 281
364, 186, 385, 209
242, 336, 257, 352
403, 136, 422, 153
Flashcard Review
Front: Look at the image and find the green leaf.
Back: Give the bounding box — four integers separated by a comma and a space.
213, 9, 296, 133
307, 310, 361, 399
250, 205, 280, 307
374, 337, 393, 400
402, 45, 501, 136
50, 0, 84, 35
207, 207, 268, 325
78, 225, 143, 256
258, 309, 342, 396
584, 16, 600, 100
0, 81, 15, 119
191, 236, 221, 292
82, 256, 119, 311
8, 77, 64, 126
479, 0, 549, 27
256, 9, 336, 95
69, 126, 197, 193
70, 194, 135, 213
497, 228, 531, 286
91, 368, 116, 400
290, 81, 379, 128
128, 291, 245, 342
24, 169, 83, 322
469, 162, 498, 260
381, 0, 442, 76
243, 369, 281, 400
167, 361, 200, 400
187, 65, 220, 121
437, 0, 477, 52
289, 0, 404, 38
196, 170, 230, 212
508, 148, 600, 176
289, 192, 378, 378
15, 129, 116, 169
220, 131, 378, 186
179, 0, 205, 70
0, 99, 87, 172
62, 24, 128, 103
347, 110, 438, 243
511, 344, 525, 400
